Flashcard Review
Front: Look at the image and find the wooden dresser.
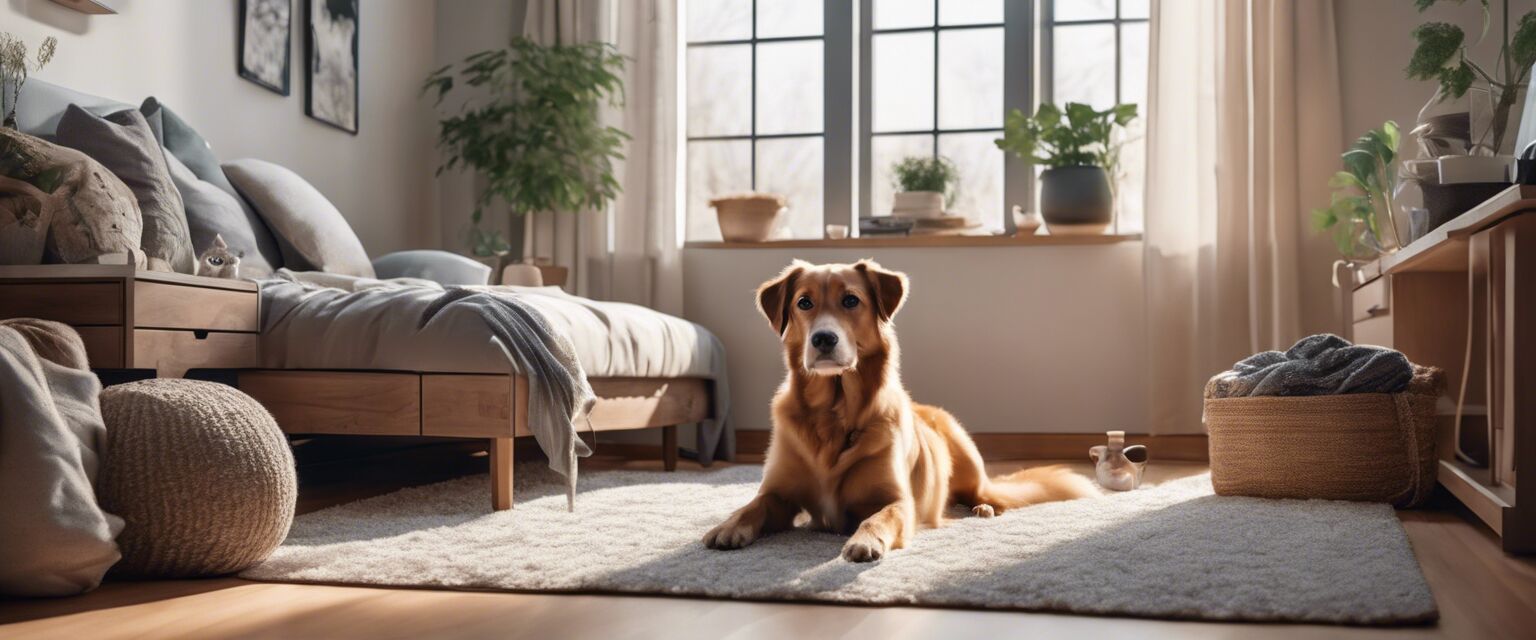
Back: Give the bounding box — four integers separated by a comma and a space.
0, 264, 260, 377
1350, 185, 1536, 552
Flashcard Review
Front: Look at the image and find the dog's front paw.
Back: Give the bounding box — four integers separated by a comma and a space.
972, 504, 996, 518
841, 535, 886, 563
703, 518, 760, 550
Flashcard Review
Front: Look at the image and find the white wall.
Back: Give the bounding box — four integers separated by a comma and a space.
683, 244, 1148, 433
1, 0, 440, 255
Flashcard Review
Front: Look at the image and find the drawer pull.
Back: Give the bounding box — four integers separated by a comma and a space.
1365, 304, 1388, 317
194, 330, 210, 340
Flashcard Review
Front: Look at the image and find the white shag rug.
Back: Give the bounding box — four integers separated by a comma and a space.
242, 465, 1437, 625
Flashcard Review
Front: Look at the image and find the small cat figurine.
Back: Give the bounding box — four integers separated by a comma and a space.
194, 233, 242, 279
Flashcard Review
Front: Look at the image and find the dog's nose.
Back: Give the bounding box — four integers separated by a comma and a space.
810, 331, 839, 353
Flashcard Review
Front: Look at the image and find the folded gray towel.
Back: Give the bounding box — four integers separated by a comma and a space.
1205, 334, 1414, 399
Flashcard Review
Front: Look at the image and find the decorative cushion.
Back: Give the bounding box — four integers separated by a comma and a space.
98, 379, 296, 578
371, 250, 491, 285
164, 153, 274, 278
0, 323, 123, 597
0, 318, 90, 370
223, 159, 374, 277
54, 105, 194, 273
140, 97, 283, 272
0, 126, 143, 266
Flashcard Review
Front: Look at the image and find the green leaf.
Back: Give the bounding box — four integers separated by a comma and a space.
1406, 22, 1465, 81
1512, 11, 1536, 70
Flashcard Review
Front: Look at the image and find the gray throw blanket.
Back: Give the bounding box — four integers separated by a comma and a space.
420, 288, 595, 511
1205, 334, 1414, 399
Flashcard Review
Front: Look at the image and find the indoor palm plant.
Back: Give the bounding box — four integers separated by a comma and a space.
424, 37, 628, 257
994, 102, 1137, 234
1313, 121, 1403, 260
889, 155, 956, 218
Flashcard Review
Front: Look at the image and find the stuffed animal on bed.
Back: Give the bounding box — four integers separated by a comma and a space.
194, 234, 241, 279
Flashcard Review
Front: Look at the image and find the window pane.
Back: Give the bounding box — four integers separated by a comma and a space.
758, 0, 823, 38
939, 0, 1003, 25
756, 40, 824, 135
870, 134, 933, 218
1121, 21, 1149, 108
938, 132, 1005, 233
1115, 122, 1146, 233
687, 45, 752, 137
1121, 0, 1150, 20
755, 137, 824, 239
687, 0, 751, 42
873, 32, 935, 133
938, 27, 1003, 130
687, 140, 752, 241
1053, 0, 1114, 22
1052, 25, 1115, 109
874, 0, 933, 30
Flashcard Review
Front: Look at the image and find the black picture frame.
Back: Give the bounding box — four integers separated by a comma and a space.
237, 0, 292, 96
304, 0, 360, 134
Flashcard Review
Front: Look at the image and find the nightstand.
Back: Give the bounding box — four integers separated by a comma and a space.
0, 264, 260, 377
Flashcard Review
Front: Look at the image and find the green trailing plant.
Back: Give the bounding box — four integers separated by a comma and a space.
1406, 0, 1536, 154
0, 33, 58, 130
891, 155, 956, 194
994, 102, 1137, 170
1313, 121, 1404, 258
424, 36, 628, 256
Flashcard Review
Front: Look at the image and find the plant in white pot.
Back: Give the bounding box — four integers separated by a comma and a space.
994, 102, 1137, 235
890, 155, 956, 219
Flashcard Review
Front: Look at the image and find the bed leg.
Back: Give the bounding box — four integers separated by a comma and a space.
662, 425, 678, 472
490, 437, 514, 510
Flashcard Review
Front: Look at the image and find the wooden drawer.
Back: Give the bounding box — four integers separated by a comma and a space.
132, 329, 259, 377
1352, 276, 1390, 322
134, 281, 258, 332
76, 326, 125, 368
0, 282, 123, 325
1353, 315, 1394, 349
239, 371, 421, 436
422, 374, 525, 438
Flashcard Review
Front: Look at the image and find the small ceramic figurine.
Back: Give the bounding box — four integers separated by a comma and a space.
1089, 430, 1148, 491
194, 234, 242, 279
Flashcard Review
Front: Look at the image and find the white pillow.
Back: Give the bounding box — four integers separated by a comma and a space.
222, 159, 374, 278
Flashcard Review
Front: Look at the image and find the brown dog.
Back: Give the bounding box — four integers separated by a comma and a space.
703, 259, 1097, 562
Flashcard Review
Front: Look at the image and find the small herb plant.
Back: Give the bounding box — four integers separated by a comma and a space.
993, 102, 1137, 170
0, 33, 58, 129
1313, 121, 1403, 258
891, 155, 957, 194
1406, 0, 1536, 154
424, 37, 629, 256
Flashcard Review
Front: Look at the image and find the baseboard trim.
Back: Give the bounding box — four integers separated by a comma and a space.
733, 431, 1209, 462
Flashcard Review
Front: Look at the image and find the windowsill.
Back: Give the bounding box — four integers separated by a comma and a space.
684, 233, 1142, 249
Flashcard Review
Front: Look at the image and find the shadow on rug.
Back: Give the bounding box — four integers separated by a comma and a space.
241, 465, 1437, 625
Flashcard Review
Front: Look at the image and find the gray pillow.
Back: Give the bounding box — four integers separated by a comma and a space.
222, 159, 374, 278
371, 250, 491, 285
55, 105, 194, 273
140, 98, 284, 271
163, 154, 274, 278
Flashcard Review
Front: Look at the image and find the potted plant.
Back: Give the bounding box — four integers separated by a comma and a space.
1313, 121, 1404, 260
423, 37, 628, 258
708, 192, 786, 242
0, 33, 58, 130
1407, 0, 1536, 156
890, 155, 956, 219
994, 102, 1136, 234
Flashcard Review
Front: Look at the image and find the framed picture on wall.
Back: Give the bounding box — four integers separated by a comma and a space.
238, 0, 292, 95
305, 0, 359, 134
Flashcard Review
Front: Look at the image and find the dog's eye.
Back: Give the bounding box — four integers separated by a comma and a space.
208, 257, 224, 265
841, 294, 859, 309
796, 296, 813, 311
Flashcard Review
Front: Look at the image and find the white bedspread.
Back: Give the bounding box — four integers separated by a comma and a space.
258, 271, 732, 465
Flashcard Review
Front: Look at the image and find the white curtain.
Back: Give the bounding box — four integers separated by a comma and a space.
522, 0, 684, 315
1143, 0, 1346, 433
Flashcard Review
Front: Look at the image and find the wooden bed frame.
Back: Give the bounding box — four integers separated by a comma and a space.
0, 265, 715, 510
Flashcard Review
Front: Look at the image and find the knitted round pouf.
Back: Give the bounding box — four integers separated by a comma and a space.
98, 379, 295, 578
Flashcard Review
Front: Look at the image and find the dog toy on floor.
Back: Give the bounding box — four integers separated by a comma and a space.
1089, 431, 1148, 491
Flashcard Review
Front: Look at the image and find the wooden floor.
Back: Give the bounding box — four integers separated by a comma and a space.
2, 443, 1534, 640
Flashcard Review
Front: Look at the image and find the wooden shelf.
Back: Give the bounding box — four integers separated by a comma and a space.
685, 233, 1141, 250
1363, 185, 1536, 276
0, 264, 258, 291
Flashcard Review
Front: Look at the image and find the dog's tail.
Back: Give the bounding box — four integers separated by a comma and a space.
979, 465, 1099, 512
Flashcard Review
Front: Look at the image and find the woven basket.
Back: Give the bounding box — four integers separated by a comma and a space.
709, 193, 785, 242
1204, 366, 1442, 508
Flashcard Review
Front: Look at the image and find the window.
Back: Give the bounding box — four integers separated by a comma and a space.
683, 0, 1150, 240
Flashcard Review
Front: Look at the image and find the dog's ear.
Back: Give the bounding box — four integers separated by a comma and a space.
855, 259, 908, 322
757, 261, 807, 336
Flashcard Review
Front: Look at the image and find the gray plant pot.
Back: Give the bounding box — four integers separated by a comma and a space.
1040, 165, 1113, 231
